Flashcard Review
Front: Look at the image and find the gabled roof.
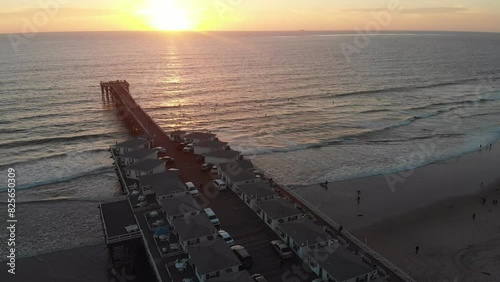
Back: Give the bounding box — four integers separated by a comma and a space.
219, 164, 257, 183
125, 159, 164, 172
184, 132, 216, 140
161, 195, 201, 216
187, 239, 241, 275
238, 182, 276, 199
279, 218, 331, 246
308, 246, 375, 281
137, 133, 152, 140
193, 140, 228, 149
139, 172, 185, 196
204, 149, 241, 160
210, 270, 254, 282
169, 130, 187, 135
219, 159, 254, 171
172, 213, 216, 241
116, 138, 149, 148
120, 148, 157, 159
256, 198, 302, 220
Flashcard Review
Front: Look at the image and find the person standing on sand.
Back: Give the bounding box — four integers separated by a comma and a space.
415, 245, 419, 254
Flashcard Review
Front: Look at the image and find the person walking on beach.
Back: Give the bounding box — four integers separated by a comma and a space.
473, 213, 476, 220
415, 245, 419, 254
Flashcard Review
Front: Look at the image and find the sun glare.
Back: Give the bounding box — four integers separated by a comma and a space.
142, 0, 195, 31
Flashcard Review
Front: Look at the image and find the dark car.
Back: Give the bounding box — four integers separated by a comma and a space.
230, 245, 253, 269
176, 143, 187, 151
196, 155, 205, 163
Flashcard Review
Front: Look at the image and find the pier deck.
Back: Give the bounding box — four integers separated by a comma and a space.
100, 80, 415, 282
99, 199, 141, 244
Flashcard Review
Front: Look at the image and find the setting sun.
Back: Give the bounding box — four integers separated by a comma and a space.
141, 0, 195, 31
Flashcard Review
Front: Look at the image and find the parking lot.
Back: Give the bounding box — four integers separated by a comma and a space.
150, 135, 319, 282
197, 178, 318, 282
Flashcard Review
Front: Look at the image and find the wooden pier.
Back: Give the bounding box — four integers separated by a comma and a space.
99, 80, 416, 282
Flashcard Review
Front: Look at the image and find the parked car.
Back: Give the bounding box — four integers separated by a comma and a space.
210, 165, 219, 174
185, 182, 199, 197
183, 143, 194, 153
201, 163, 213, 172
159, 156, 175, 164
168, 168, 180, 172
203, 208, 220, 226
176, 143, 187, 151
270, 239, 293, 259
196, 155, 205, 163
212, 179, 227, 191
153, 147, 166, 153
230, 245, 253, 269
251, 274, 268, 282
218, 230, 235, 245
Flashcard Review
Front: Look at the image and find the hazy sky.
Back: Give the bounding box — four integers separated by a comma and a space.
1, 0, 500, 34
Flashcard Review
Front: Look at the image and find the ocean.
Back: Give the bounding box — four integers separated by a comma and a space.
1, 31, 500, 258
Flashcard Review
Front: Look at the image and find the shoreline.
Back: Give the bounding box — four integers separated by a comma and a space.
294, 140, 500, 231
293, 141, 500, 281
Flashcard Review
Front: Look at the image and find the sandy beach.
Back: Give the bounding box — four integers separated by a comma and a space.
0, 244, 110, 282
356, 182, 500, 282
295, 142, 500, 281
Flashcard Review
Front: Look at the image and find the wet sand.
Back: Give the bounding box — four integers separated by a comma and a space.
295, 142, 500, 281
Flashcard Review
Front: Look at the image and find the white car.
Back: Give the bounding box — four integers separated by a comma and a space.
159, 156, 175, 164
212, 179, 227, 191
183, 143, 194, 153
210, 165, 219, 174
270, 239, 293, 259
185, 182, 199, 196
153, 147, 166, 153
218, 230, 235, 245
204, 208, 220, 226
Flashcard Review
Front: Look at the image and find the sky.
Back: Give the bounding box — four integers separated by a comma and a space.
1, 0, 500, 34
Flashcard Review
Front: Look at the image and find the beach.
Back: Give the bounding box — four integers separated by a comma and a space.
0, 244, 110, 282
356, 183, 500, 282
295, 142, 500, 281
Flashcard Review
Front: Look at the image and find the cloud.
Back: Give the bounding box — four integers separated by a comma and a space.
401, 7, 471, 14
0, 8, 124, 19
343, 7, 472, 15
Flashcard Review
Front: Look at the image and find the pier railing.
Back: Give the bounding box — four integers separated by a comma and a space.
284, 184, 416, 282
138, 221, 163, 282
109, 83, 168, 144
